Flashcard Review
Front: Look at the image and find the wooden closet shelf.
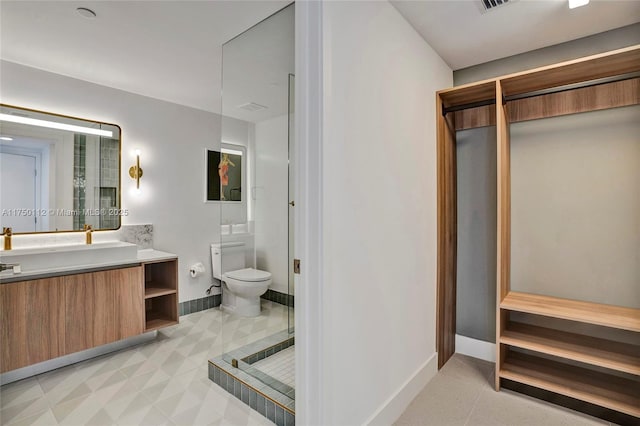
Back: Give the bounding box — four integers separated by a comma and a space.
438, 80, 496, 108
501, 322, 640, 375
500, 352, 640, 417
500, 291, 640, 332
499, 45, 640, 97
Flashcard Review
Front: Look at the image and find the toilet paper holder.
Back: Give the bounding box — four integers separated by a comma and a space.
189, 262, 206, 278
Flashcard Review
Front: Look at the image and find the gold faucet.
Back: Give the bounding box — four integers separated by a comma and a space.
84, 224, 93, 245
2, 227, 12, 250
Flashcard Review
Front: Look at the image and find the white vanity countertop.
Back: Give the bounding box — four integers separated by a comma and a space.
0, 248, 177, 284
135, 249, 178, 263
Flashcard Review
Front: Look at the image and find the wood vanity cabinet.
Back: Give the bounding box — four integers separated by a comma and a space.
0, 259, 178, 374
0, 277, 66, 372
64, 266, 144, 354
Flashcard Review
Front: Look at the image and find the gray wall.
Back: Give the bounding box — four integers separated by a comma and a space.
456, 127, 497, 342
454, 23, 640, 85
454, 24, 640, 343
511, 105, 640, 309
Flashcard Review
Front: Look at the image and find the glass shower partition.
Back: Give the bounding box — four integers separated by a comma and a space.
217, 3, 295, 411
288, 72, 295, 335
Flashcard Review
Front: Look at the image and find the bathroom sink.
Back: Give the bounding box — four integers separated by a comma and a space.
0, 241, 138, 273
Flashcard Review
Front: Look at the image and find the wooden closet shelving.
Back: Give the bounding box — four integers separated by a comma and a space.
501, 322, 640, 376
500, 352, 640, 417
436, 44, 640, 420
500, 291, 640, 332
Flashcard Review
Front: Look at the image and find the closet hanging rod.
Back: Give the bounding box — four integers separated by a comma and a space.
442, 98, 496, 115
503, 70, 640, 102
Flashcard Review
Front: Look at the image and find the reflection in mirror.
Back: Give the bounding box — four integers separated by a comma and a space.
206, 144, 245, 202
0, 105, 121, 234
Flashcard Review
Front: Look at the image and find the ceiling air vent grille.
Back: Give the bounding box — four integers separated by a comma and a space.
237, 102, 268, 112
480, 0, 511, 12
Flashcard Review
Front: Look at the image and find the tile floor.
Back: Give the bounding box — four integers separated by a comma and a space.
395, 353, 613, 426
0, 300, 289, 426
2, 307, 621, 426
251, 347, 295, 389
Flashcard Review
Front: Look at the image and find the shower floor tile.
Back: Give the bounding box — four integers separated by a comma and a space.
252, 346, 295, 388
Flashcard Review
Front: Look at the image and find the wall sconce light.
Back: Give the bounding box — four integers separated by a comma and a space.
129, 149, 143, 192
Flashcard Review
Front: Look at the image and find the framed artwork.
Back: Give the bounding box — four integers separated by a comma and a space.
206, 146, 243, 202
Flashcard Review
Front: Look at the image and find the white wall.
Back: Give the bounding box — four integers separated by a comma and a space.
320, 2, 452, 424
254, 114, 290, 294
454, 23, 640, 85
1, 60, 251, 302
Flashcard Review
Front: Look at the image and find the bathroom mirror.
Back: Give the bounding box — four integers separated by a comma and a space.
0, 104, 122, 234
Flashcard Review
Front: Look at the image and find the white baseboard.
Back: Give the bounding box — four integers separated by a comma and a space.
455, 334, 496, 363
365, 352, 438, 426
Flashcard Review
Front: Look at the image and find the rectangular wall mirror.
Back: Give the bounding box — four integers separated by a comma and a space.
0, 104, 122, 234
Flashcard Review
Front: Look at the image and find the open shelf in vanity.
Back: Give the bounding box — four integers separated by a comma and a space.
143, 258, 179, 331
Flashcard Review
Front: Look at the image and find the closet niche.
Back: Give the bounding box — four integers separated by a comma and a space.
436, 45, 640, 421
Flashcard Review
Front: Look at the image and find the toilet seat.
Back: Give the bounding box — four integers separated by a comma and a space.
224, 268, 271, 282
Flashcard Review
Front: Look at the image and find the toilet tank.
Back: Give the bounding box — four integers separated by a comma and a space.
211, 242, 246, 279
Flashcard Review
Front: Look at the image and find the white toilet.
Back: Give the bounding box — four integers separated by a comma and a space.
211, 242, 271, 317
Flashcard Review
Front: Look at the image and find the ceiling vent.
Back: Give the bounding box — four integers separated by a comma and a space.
237, 102, 268, 112
480, 0, 513, 13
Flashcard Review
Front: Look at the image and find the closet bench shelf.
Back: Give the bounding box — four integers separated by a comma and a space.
500, 291, 640, 332
500, 352, 640, 418
501, 322, 640, 375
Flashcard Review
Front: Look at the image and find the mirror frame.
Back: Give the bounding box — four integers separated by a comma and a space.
0, 103, 123, 235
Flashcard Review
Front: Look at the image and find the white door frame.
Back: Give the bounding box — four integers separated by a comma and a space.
294, 2, 324, 424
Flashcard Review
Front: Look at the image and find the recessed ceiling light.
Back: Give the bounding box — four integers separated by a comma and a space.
0, 136, 14, 141
568, 0, 589, 9
76, 7, 97, 19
